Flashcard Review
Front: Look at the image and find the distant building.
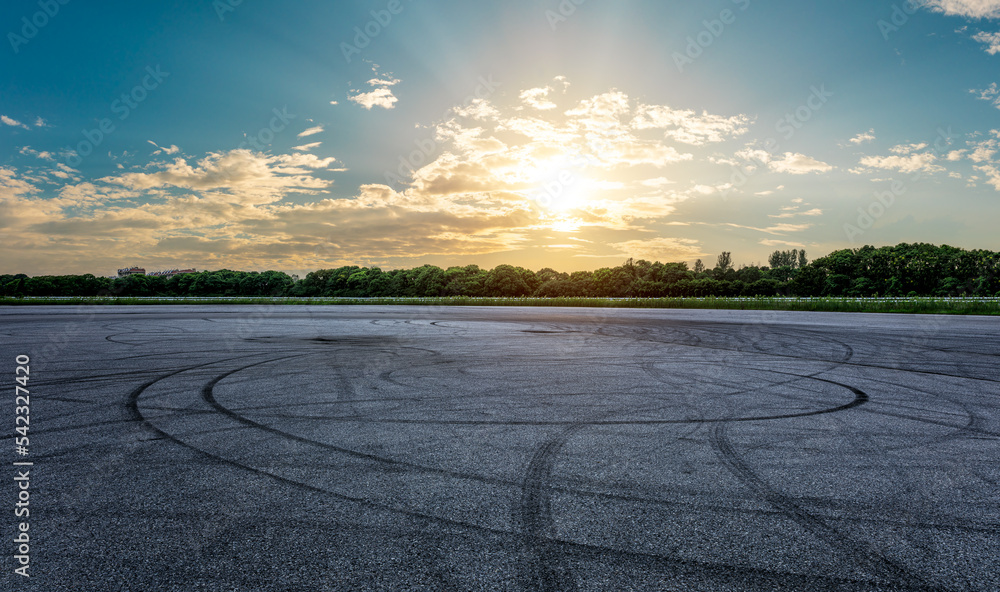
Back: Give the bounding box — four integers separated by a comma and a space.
117, 267, 196, 279
146, 268, 197, 278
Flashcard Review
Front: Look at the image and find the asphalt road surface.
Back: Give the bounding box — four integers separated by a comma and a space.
1, 305, 998, 591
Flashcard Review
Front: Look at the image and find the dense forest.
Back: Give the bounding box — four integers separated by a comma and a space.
2, 244, 998, 299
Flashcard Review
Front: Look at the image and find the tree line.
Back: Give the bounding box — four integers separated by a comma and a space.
2, 243, 998, 299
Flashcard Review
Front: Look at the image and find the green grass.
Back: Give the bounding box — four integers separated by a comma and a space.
2, 296, 999, 315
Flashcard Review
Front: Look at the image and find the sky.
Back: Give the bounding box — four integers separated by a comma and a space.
2, 0, 1000, 277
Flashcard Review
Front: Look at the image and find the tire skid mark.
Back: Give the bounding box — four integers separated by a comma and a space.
839, 372, 998, 448
642, 354, 853, 424
595, 319, 1000, 384
0, 355, 257, 441
191, 355, 767, 591
516, 424, 586, 592
198, 355, 525, 488
858, 409, 1000, 439
277, 394, 868, 426
197, 356, 868, 505
164, 378, 998, 536
135, 346, 1000, 546
710, 416, 946, 591
103, 321, 145, 346
136, 389, 939, 592
111, 312, 990, 590
125, 354, 277, 424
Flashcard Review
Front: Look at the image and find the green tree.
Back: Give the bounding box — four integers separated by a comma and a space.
485, 265, 531, 296
716, 252, 733, 273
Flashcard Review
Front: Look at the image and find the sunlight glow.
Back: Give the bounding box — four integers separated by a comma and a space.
528, 157, 594, 218
550, 218, 583, 233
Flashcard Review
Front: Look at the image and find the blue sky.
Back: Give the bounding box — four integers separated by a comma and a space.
2, 0, 1000, 275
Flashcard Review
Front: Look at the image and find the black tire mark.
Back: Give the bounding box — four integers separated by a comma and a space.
191, 355, 871, 519
278, 389, 867, 426
88, 312, 992, 588
126, 342, 952, 592
516, 424, 586, 592
158, 367, 997, 543
198, 355, 532, 488
858, 408, 1000, 439
710, 419, 945, 591
39, 334, 1000, 548
595, 319, 1000, 384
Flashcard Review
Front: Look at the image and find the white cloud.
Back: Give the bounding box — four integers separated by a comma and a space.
976, 163, 1000, 189
734, 148, 774, 165
764, 223, 813, 233
564, 91, 632, 132
769, 208, 823, 218
849, 129, 876, 145
973, 30, 1000, 52
1, 115, 29, 130
19, 146, 54, 161
298, 125, 324, 137
147, 141, 181, 156
754, 185, 786, 197
972, 83, 1000, 108
0, 79, 801, 273
0, 167, 62, 235
923, 0, 1000, 18
453, 99, 500, 121
858, 152, 944, 174
890, 142, 929, 154
392, 85, 753, 235
519, 87, 557, 110
639, 177, 674, 188
722, 221, 814, 235
632, 105, 750, 145
969, 143, 997, 162
760, 238, 806, 248
33, 117, 47, 128
688, 184, 728, 196
348, 72, 401, 110
768, 152, 833, 174
350, 87, 398, 110
104, 150, 339, 205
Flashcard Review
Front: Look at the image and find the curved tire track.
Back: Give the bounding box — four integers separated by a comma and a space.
708, 381, 946, 592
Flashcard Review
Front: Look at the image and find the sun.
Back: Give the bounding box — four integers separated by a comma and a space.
528, 159, 594, 213
549, 218, 583, 233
